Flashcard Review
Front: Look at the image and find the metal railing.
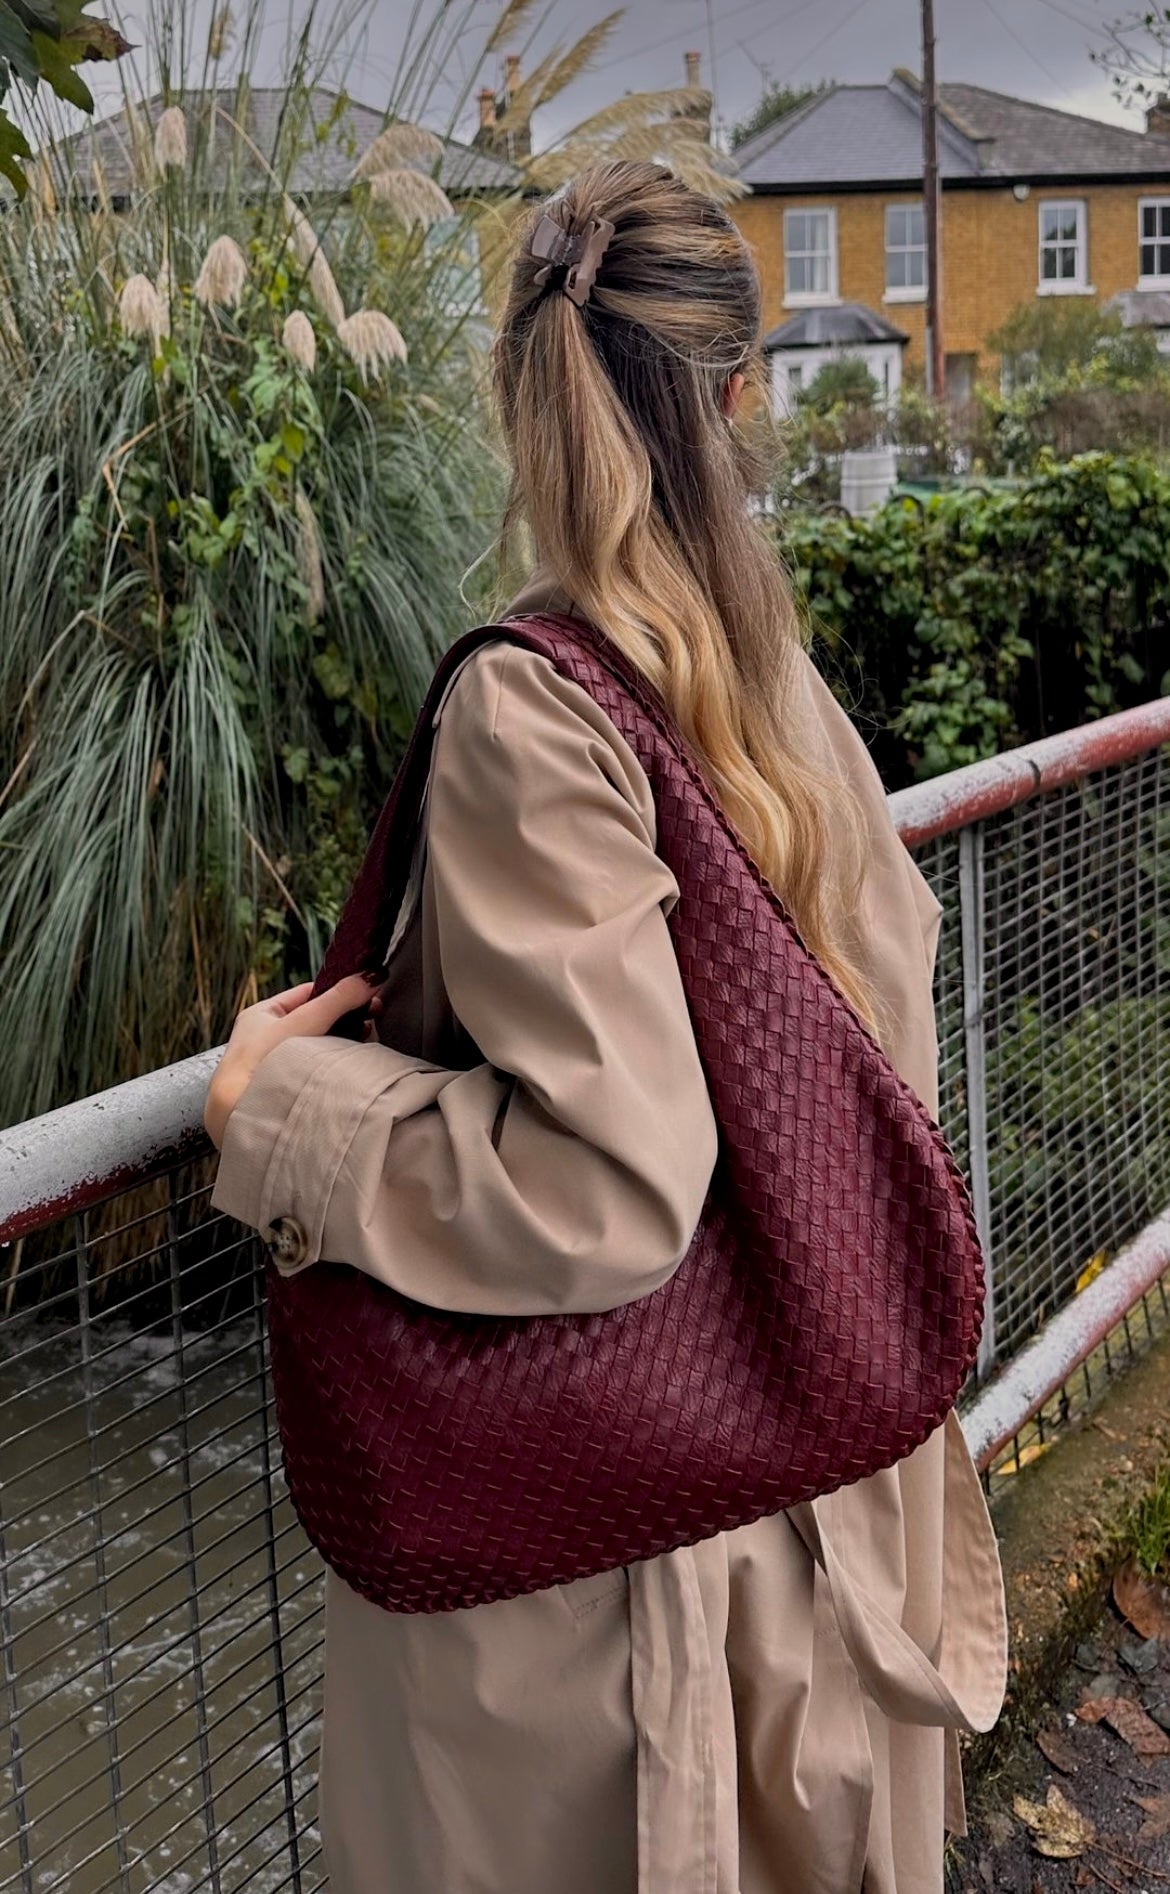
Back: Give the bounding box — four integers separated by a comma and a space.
2, 697, 1169, 1894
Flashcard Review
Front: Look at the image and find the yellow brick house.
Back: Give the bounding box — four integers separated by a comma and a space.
731, 70, 1170, 408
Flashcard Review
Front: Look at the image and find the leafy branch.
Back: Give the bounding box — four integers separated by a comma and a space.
0, 0, 130, 196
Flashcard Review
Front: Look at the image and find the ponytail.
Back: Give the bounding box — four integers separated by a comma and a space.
492, 161, 890, 1050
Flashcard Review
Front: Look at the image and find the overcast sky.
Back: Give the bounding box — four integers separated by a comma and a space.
91, 0, 1140, 143
366, 0, 1134, 142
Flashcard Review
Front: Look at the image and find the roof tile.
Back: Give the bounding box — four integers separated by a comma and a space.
761, 302, 911, 351
736, 73, 1170, 189
37, 86, 521, 202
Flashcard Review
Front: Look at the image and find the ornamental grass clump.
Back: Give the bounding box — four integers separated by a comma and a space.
0, 0, 733, 1131
0, 0, 508, 1129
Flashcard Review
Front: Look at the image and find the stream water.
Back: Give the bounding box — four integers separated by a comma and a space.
0, 1292, 324, 1894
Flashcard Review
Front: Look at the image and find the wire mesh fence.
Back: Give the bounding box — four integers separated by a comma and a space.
0, 1178, 322, 1894
0, 718, 1168, 1892
921, 743, 1170, 1383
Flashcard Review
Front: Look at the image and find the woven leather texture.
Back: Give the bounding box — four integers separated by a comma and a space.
267, 613, 985, 1614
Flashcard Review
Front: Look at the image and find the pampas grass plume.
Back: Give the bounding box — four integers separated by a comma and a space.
282, 310, 317, 371
337, 309, 408, 382
367, 168, 454, 228
354, 123, 444, 179
207, 7, 232, 61
294, 491, 325, 622
29, 155, 57, 220
308, 252, 346, 332
284, 197, 346, 331
154, 106, 189, 171
119, 274, 170, 351
194, 234, 248, 309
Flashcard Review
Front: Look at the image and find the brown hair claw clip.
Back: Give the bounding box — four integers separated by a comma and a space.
529, 213, 616, 308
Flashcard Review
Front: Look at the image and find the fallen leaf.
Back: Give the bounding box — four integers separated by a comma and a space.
1113, 1556, 1170, 1641
1036, 1725, 1080, 1773
1075, 1695, 1170, 1756
1135, 1792, 1170, 1841
993, 1441, 1052, 1478
1075, 1249, 1108, 1294
1012, 1784, 1096, 1858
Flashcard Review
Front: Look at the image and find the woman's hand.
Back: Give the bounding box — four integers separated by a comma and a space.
204, 972, 379, 1151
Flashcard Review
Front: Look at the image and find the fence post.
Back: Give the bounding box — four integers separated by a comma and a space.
959, 823, 997, 1377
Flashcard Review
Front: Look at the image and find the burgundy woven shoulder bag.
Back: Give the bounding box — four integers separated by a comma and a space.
266, 612, 985, 1613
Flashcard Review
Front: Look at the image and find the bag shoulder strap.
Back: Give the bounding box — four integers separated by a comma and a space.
310, 618, 595, 1013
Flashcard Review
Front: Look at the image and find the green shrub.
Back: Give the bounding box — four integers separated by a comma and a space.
797, 355, 879, 415
782, 453, 1170, 785
988, 988, 1170, 1343
989, 298, 1125, 383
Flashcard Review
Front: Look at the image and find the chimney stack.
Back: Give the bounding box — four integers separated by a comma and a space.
473, 56, 532, 162
682, 50, 712, 143
1148, 94, 1170, 136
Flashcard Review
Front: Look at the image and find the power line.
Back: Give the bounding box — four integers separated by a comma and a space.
590, 0, 778, 74
737, 0, 871, 63
591, 0, 860, 78
1027, 0, 1108, 34
775, 0, 877, 72
981, 0, 1084, 102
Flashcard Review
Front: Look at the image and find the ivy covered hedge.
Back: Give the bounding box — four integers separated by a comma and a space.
782, 453, 1170, 788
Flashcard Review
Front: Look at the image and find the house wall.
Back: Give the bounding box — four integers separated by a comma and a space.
733, 181, 1163, 383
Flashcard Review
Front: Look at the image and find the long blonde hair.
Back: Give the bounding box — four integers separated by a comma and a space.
492, 160, 886, 1045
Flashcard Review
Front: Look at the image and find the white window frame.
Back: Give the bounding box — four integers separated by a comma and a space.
1138, 196, 1170, 288
783, 206, 839, 307
1037, 198, 1090, 295
884, 202, 927, 303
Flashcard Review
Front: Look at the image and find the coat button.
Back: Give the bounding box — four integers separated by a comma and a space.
261, 1214, 309, 1269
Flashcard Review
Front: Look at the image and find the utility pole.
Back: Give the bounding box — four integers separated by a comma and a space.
922, 0, 945, 401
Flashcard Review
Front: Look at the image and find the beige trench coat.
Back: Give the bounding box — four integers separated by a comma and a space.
210, 573, 1008, 1894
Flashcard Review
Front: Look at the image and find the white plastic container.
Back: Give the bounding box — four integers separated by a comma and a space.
841, 445, 898, 516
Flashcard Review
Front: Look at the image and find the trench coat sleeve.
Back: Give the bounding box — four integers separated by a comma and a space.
208, 642, 720, 1317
